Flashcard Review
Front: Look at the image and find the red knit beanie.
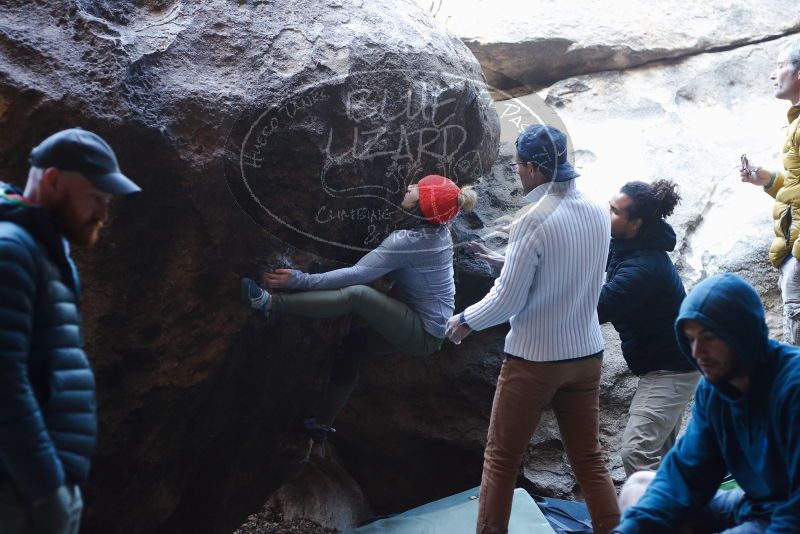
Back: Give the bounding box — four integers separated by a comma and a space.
417, 175, 460, 225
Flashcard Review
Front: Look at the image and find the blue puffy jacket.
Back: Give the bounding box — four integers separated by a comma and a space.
0, 182, 96, 503
598, 219, 694, 375
615, 273, 800, 533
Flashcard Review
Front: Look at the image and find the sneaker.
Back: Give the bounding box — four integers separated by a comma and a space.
240, 277, 271, 314
302, 417, 336, 445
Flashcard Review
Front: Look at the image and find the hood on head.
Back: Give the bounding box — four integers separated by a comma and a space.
674, 273, 769, 379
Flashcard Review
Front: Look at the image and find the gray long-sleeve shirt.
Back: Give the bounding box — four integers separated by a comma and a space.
286, 226, 455, 338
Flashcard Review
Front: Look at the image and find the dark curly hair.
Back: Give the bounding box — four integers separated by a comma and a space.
619, 179, 681, 236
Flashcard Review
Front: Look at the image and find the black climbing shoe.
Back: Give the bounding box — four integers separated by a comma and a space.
240, 277, 271, 314
302, 417, 336, 444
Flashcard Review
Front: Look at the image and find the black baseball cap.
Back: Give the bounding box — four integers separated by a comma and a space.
28, 128, 141, 195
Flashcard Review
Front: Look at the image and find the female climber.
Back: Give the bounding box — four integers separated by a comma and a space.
240, 175, 477, 441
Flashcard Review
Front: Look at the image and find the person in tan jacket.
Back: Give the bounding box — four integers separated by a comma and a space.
742, 38, 800, 343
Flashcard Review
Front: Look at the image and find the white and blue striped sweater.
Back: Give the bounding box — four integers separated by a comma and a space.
463, 180, 610, 361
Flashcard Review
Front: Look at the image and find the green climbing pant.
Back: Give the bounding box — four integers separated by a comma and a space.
272, 284, 443, 357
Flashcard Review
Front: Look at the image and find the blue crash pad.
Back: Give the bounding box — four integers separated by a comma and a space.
348, 487, 556, 533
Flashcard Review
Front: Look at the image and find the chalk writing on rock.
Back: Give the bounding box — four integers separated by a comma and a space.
226, 70, 495, 258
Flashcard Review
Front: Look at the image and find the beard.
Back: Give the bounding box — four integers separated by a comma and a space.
698, 355, 747, 387
63, 217, 102, 247
52, 197, 103, 248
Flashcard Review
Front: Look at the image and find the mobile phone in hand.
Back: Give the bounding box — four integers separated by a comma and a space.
741, 154, 750, 174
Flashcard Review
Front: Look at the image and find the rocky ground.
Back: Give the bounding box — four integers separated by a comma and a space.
234, 508, 336, 534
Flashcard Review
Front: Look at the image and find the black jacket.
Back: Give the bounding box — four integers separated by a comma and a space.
0, 182, 96, 502
598, 220, 695, 376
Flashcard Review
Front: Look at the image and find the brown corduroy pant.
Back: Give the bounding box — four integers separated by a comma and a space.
476, 355, 620, 534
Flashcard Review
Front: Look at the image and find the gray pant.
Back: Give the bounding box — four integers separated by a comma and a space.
0, 483, 82, 534
620, 370, 701, 477
779, 256, 800, 345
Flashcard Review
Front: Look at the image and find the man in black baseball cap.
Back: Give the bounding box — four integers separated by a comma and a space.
0, 128, 139, 533
22, 127, 140, 247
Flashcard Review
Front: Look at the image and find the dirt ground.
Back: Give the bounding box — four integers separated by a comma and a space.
233, 507, 339, 534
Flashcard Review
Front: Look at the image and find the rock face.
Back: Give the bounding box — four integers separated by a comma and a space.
415, 0, 800, 90
0, 1, 498, 533
263, 447, 372, 532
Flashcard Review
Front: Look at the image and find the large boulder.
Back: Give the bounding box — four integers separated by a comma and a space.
0, 0, 499, 532
414, 0, 800, 90
261, 447, 372, 532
